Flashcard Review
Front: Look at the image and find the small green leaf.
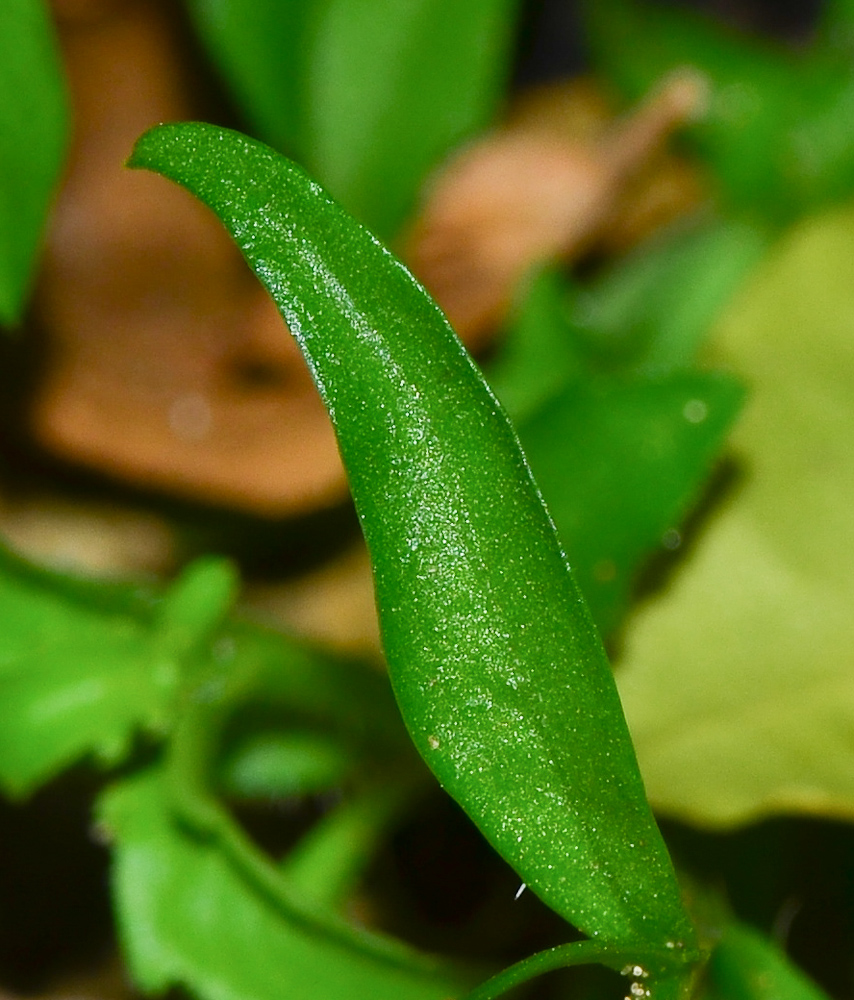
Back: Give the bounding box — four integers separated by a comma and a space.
519, 371, 744, 635
617, 202, 854, 827
128, 122, 697, 959
706, 920, 831, 1000
282, 781, 415, 910
0, 0, 68, 326
487, 267, 745, 636
485, 268, 586, 423
219, 730, 353, 799
570, 219, 768, 375
100, 768, 468, 1000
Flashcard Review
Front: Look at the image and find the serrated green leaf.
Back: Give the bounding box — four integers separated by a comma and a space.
0, 0, 68, 327
128, 122, 697, 961
100, 768, 468, 1000
0, 553, 164, 795
519, 371, 744, 636
617, 202, 854, 828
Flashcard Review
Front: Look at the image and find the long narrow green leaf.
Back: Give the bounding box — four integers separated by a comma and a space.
0, 0, 68, 326
128, 122, 697, 963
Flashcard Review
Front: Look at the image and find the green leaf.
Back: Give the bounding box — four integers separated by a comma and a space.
0, 552, 233, 796
582, 0, 854, 223
302, 0, 519, 237
518, 371, 744, 636
570, 219, 768, 375
219, 730, 353, 799
485, 268, 586, 423
188, 0, 519, 240
282, 781, 415, 910
128, 122, 697, 960
199, 620, 412, 768
184, 0, 315, 161
616, 202, 854, 828
0, 0, 68, 326
486, 268, 745, 636
100, 768, 468, 1000
705, 920, 831, 1000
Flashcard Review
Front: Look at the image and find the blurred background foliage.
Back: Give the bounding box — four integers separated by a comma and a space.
1, 1, 854, 999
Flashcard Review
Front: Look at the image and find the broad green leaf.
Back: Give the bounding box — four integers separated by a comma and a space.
100, 768, 467, 1000
518, 371, 744, 636
303, 0, 519, 238
616, 202, 854, 828
0, 0, 68, 326
705, 920, 831, 1000
129, 122, 697, 961
0, 551, 233, 796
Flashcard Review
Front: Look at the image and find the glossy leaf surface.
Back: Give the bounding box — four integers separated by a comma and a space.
101, 768, 465, 1000
128, 122, 696, 957
0, 0, 67, 326
618, 202, 854, 827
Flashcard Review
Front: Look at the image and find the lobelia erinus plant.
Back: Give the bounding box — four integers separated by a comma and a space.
100, 120, 824, 1000
3, 2, 854, 998
125, 120, 701, 1000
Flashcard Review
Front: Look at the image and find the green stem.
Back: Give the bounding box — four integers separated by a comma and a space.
464, 940, 639, 1000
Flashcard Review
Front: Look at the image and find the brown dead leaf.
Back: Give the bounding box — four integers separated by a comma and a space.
405, 72, 708, 345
